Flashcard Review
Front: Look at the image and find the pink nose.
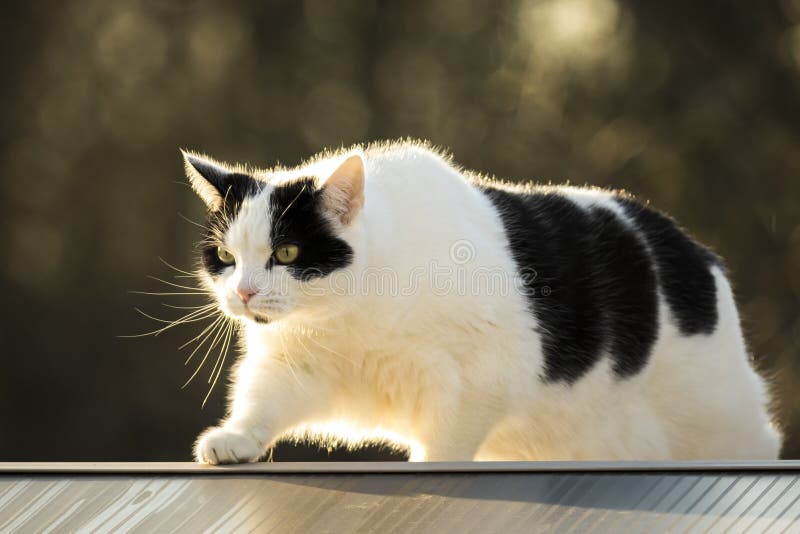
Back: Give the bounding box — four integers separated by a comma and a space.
237, 288, 256, 303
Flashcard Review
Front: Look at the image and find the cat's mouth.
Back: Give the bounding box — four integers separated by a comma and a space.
229, 297, 288, 325
241, 308, 271, 324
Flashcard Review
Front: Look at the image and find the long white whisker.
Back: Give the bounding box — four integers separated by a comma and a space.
180, 314, 225, 353
273, 184, 307, 230
146, 276, 205, 292
183, 318, 228, 388
162, 303, 216, 311
293, 333, 319, 363
119, 307, 217, 338
177, 212, 209, 231
158, 256, 198, 277
133, 307, 215, 326
278, 328, 305, 391
207, 319, 232, 383
203, 322, 235, 407
129, 290, 206, 297
295, 322, 336, 334
303, 333, 354, 365
182, 318, 224, 367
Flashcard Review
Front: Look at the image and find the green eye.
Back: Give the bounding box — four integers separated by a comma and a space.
216, 246, 235, 265
274, 244, 300, 265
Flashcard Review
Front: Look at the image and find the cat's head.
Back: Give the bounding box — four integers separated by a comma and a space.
182, 151, 366, 325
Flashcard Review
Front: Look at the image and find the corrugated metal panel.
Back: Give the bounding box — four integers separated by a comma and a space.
1, 462, 800, 533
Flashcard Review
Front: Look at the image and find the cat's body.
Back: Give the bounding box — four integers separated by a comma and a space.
182, 141, 780, 463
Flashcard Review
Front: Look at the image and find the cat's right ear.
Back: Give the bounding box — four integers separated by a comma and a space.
181, 150, 231, 211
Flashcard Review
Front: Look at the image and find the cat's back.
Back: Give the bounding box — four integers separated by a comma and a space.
473, 180, 724, 382
358, 142, 724, 358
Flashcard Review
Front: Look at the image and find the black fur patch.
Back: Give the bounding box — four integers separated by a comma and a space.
190, 159, 262, 276
201, 222, 232, 276
188, 156, 261, 210
478, 186, 659, 383
615, 197, 719, 335
269, 178, 353, 280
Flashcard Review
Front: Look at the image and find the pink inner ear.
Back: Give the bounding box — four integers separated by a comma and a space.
322, 154, 365, 225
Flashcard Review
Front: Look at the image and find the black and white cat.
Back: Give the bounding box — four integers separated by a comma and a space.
180, 140, 780, 463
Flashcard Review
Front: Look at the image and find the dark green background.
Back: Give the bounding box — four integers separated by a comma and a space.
1, 0, 798, 460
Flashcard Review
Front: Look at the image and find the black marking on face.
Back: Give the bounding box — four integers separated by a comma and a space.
478, 186, 659, 383
201, 239, 228, 277
195, 166, 262, 277
615, 197, 719, 336
269, 178, 353, 281
187, 156, 261, 211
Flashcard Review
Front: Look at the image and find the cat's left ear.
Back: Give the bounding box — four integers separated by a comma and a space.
320, 153, 365, 225
181, 150, 232, 211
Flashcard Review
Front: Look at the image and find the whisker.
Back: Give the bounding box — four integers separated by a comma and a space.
293, 333, 319, 363
119, 307, 217, 338
133, 306, 215, 326
162, 303, 216, 311
273, 183, 307, 230
182, 318, 224, 367
129, 290, 206, 297
303, 333, 354, 364
295, 322, 336, 334
278, 328, 305, 391
177, 211, 209, 231
146, 275, 206, 292
182, 318, 228, 388
180, 314, 225, 352
157, 257, 198, 277
203, 321, 235, 407
207, 319, 231, 383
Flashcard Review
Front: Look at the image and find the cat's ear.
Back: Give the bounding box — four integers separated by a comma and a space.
181, 150, 232, 211
320, 154, 365, 225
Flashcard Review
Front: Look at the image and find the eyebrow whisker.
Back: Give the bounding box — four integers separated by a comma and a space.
272, 183, 307, 231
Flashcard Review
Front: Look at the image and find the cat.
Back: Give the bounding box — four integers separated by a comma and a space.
180, 140, 781, 463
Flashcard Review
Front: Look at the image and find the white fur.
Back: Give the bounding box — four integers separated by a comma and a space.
193, 141, 780, 463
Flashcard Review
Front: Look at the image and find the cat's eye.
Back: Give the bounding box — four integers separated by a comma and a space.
216, 246, 235, 265
274, 244, 300, 265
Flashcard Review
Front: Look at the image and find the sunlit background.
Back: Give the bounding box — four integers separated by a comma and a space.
1, 0, 799, 460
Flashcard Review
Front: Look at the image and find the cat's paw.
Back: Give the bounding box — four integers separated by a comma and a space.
194, 427, 263, 465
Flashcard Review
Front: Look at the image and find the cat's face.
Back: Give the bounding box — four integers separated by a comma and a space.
183, 152, 365, 325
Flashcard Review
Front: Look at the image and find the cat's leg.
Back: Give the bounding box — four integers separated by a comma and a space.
412, 425, 488, 462
379, 345, 508, 462
409, 380, 498, 462
195, 425, 263, 465
195, 354, 331, 464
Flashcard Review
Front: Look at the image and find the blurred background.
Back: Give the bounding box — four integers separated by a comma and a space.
1, 0, 799, 461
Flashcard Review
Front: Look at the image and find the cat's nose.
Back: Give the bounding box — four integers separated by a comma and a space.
237, 288, 256, 303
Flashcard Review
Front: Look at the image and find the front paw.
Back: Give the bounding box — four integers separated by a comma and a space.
194, 426, 263, 465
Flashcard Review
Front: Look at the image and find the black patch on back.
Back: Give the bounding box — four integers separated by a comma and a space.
478, 186, 659, 383
615, 197, 719, 335
269, 178, 353, 280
